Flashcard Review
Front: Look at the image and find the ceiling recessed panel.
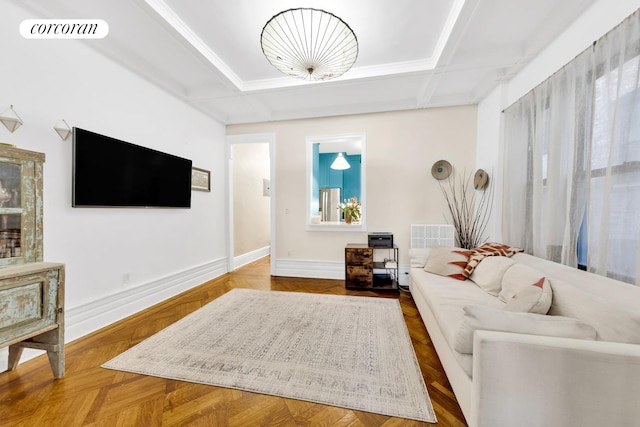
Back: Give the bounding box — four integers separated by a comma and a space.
244, 75, 434, 119
13, 0, 601, 124
160, 0, 456, 82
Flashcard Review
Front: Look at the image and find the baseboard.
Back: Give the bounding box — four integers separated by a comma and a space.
233, 246, 270, 270
0, 258, 228, 373
65, 258, 228, 342
275, 259, 344, 279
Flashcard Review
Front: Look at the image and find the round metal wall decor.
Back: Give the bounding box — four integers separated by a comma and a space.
431, 160, 452, 180
474, 168, 489, 190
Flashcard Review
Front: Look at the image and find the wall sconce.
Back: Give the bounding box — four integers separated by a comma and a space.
54, 119, 72, 141
0, 105, 23, 133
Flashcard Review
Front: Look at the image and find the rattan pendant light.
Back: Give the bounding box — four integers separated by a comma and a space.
260, 8, 358, 81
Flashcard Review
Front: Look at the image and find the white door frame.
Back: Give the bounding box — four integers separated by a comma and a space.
225, 133, 276, 275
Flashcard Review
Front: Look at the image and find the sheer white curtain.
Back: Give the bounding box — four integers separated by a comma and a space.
503, 9, 640, 285
588, 12, 640, 283
503, 50, 593, 266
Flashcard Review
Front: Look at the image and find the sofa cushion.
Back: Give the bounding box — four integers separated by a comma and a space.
548, 279, 640, 344
454, 305, 597, 354
504, 277, 552, 314
411, 269, 505, 340
410, 267, 504, 376
469, 256, 515, 296
424, 246, 472, 280
512, 252, 640, 307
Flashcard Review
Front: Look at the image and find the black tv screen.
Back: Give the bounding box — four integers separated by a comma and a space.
72, 127, 192, 208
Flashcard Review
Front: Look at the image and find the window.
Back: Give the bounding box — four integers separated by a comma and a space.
503, 9, 640, 285
578, 56, 640, 282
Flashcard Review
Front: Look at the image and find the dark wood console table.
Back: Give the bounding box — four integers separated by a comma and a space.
345, 243, 399, 291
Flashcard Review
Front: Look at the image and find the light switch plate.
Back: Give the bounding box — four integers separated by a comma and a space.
263, 178, 270, 197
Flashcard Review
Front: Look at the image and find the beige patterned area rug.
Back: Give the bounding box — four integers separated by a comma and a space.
102, 288, 436, 423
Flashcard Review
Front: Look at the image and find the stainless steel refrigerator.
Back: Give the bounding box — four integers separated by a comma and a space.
319, 187, 341, 222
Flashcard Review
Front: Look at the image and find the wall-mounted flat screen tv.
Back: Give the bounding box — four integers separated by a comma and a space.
72, 127, 192, 208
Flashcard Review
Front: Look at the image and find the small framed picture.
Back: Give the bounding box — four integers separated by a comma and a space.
191, 167, 211, 192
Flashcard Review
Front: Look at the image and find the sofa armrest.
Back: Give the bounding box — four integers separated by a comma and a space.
470, 330, 640, 427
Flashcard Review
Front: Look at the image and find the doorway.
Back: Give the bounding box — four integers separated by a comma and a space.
226, 133, 276, 275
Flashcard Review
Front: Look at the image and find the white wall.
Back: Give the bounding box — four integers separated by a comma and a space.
477, 0, 640, 242
232, 143, 271, 257
227, 106, 478, 279
1, 2, 228, 367
476, 85, 507, 242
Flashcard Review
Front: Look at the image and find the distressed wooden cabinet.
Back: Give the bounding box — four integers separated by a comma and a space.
0, 146, 44, 266
345, 243, 399, 291
0, 146, 65, 378
0, 262, 65, 377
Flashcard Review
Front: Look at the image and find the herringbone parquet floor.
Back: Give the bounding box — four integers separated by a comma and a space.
0, 257, 467, 426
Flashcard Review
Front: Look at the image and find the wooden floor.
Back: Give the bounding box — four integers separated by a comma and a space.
0, 258, 467, 427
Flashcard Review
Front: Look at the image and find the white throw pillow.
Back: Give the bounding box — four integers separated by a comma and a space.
454, 305, 598, 354
504, 276, 553, 314
500, 264, 546, 302
423, 246, 471, 281
469, 256, 515, 296
409, 248, 431, 268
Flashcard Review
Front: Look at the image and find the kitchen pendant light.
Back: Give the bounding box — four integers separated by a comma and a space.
330, 152, 350, 170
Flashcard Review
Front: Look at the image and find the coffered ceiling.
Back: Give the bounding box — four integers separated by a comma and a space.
18, 0, 598, 124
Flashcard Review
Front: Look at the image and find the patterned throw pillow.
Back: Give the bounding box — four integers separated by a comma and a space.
423, 246, 473, 281
462, 242, 523, 278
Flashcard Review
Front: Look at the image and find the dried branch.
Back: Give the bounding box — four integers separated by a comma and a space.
439, 172, 494, 249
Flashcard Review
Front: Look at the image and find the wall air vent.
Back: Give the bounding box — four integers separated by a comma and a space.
410, 224, 454, 249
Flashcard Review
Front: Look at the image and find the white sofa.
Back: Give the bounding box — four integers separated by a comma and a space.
409, 248, 640, 427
